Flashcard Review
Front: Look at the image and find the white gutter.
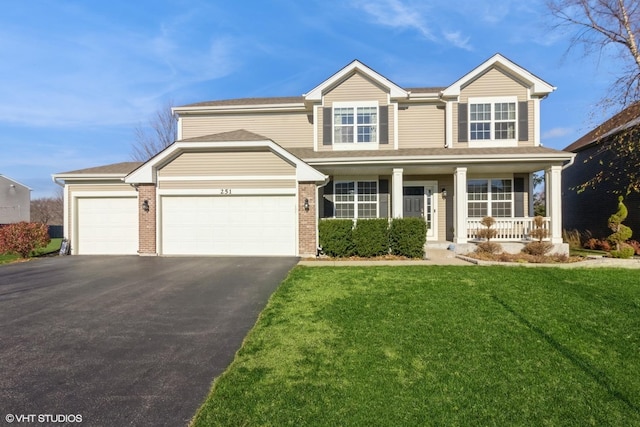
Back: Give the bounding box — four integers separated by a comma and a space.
302, 153, 575, 166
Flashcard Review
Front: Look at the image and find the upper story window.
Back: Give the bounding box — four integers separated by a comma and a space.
334, 105, 378, 144
469, 97, 517, 141
457, 96, 529, 148
322, 102, 388, 149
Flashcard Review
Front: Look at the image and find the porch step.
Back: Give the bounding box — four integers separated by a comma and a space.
426, 241, 455, 250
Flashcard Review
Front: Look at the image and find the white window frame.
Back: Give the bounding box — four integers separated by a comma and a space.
332, 101, 379, 151
467, 178, 514, 218
334, 180, 379, 219
468, 97, 518, 148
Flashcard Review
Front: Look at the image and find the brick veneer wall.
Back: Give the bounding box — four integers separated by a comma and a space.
298, 182, 317, 257
138, 184, 157, 255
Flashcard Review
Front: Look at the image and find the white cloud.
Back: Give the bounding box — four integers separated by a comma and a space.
351, 0, 476, 50
0, 5, 240, 128
542, 127, 573, 139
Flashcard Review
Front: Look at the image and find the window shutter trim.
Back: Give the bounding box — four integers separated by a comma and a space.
518, 101, 528, 141
323, 107, 332, 145
458, 103, 468, 143
379, 106, 389, 144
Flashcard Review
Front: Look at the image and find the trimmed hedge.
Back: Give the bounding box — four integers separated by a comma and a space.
319, 217, 427, 259
318, 219, 354, 257
389, 217, 427, 259
352, 218, 389, 257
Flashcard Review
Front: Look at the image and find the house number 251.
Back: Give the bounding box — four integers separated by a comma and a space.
220, 189, 232, 195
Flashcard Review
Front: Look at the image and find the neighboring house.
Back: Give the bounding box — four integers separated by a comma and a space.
563, 103, 640, 238
53, 54, 574, 256
0, 174, 31, 224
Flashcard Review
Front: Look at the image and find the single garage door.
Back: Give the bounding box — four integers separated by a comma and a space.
161, 196, 296, 256
76, 197, 138, 255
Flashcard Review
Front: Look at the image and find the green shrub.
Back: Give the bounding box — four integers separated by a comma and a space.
352, 219, 389, 257
607, 196, 633, 255
318, 219, 354, 257
610, 243, 636, 259
389, 217, 427, 259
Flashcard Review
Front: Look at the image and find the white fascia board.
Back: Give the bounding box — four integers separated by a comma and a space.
304, 60, 408, 101
441, 53, 556, 98
172, 103, 307, 114
51, 174, 127, 182
125, 139, 327, 184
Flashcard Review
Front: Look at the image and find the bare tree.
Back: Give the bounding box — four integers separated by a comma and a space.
548, 0, 640, 109
549, 1, 640, 195
131, 100, 177, 161
31, 188, 63, 225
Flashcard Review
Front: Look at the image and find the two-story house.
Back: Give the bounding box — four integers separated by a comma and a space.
0, 174, 31, 224
53, 54, 574, 256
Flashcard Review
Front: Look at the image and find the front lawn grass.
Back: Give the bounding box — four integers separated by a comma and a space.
0, 238, 62, 264
192, 266, 640, 427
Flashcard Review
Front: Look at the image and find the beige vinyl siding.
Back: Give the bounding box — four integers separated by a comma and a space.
158, 179, 296, 190
459, 67, 528, 101
319, 71, 394, 151
324, 71, 389, 104
158, 151, 295, 177
397, 103, 445, 148
180, 111, 312, 148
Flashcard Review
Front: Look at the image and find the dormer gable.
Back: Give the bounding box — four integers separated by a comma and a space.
304, 60, 408, 102
441, 53, 555, 99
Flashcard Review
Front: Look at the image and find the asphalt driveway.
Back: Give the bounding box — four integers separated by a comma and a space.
0, 255, 298, 426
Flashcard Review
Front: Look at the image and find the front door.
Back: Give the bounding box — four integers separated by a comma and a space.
403, 187, 424, 217
403, 182, 437, 239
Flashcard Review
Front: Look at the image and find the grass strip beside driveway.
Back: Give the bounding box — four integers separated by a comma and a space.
192, 266, 640, 426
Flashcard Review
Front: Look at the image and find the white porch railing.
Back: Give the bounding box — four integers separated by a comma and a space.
466, 217, 551, 241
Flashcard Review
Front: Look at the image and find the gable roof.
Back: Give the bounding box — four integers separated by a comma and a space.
441, 53, 555, 98
304, 59, 408, 101
55, 162, 143, 176
564, 102, 640, 152
125, 129, 326, 184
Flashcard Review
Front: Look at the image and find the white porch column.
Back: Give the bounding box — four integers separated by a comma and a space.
454, 167, 467, 244
392, 168, 404, 218
546, 165, 563, 244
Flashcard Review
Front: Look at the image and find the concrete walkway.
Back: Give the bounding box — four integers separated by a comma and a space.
299, 249, 640, 268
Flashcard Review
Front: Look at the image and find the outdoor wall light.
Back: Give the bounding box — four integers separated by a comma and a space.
441, 188, 447, 198
303, 198, 310, 211
142, 199, 150, 212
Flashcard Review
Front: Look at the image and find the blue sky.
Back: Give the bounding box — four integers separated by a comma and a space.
0, 0, 624, 198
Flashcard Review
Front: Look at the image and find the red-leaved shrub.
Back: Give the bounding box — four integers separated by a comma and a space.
0, 222, 50, 258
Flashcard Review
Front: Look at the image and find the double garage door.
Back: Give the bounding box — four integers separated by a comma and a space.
161, 195, 296, 256
75, 195, 297, 256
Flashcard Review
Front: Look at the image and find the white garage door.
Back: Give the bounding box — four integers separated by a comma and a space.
161, 196, 296, 256
76, 197, 138, 255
